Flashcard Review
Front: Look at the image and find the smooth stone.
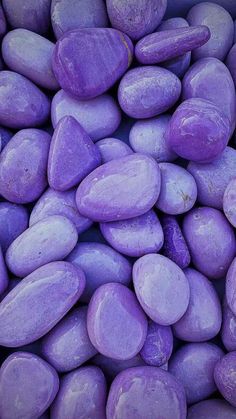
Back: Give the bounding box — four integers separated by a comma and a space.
173, 268, 222, 342
96, 137, 132, 163
221, 299, 236, 351
214, 352, 236, 407
0, 126, 13, 149
188, 147, 236, 210
0, 247, 8, 295
0, 261, 85, 347
133, 254, 190, 325
129, 115, 177, 162
29, 188, 92, 234
0, 202, 29, 253
0, 3, 6, 38
182, 57, 236, 134
183, 207, 236, 279
0, 71, 50, 128
166, 98, 230, 163
67, 242, 132, 302
118, 66, 181, 118
51, 0, 108, 39
51, 366, 106, 419
87, 283, 147, 360
6, 215, 78, 277
53, 28, 133, 99
106, 366, 186, 419
156, 163, 197, 214
226, 44, 236, 87
226, 258, 236, 316
2, 0, 51, 34
224, 178, 236, 227
140, 321, 173, 366
76, 154, 161, 222
106, 0, 167, 41
188, 399, 236, 419
51, 90, 121, 142
100, 210, 163, 257
135, 25, 210, 64
166, 0, 236, 19
187, 2, 234, 60
41, 306, 97, 373
162, 215, 191, 269
0, 352, 59, 419
169, 343, 224, 405
0, 129, 50, 204
92, 353, 147, 380
48, 116, 101, 191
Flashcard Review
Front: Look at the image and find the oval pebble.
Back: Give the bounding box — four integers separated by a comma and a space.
173, 268, 222, 342
0, 261, 85, 347
140, 321, 173, 367
6, 215, 78, 277
51, 366, 106, 419
133, 254, 190, 325
106, 366, 186, 419
96, 137, 132, 163
67, 242, 132, 302
51, 90, 121, 142
226, 258, 236, 316
87, 282, 147, 360
92, 353, 147, 380
51, 0, 108, 39
118, 66, 181, 118
214, 352, 236, 407
183, 207, 236, 279
188, 399, 236, 419
53, 28, 133, 99
0, 202, 29, 253
76, 154, 161, 222
0, 352, 59, 419
162, 215, 191, 269
100, 210, 164, 257
221, 299, 236, 351
224, 178, 236, 227
0, 129, 50, 204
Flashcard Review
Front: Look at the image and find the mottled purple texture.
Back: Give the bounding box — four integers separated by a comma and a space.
0, 126, 13, 150
76, 154, 161, 222
0, 3, 6, 38
169, 343, 224, 404
162, 215, 190, 269
0, 202, 29, 253
226, 258, 236, 316
221, 299, 236, 351
224, 178, 236, 227
188, 399, 236, 419
140, 321, 173, 366
214, 352, 236, 407
118, 66, 181, 118
183, 207, 236, 279
226, 43, 236, 87
133, 254, 190, 325
96, 137, 132, 163
0, 261, 85, 347
0, 246, 8, 295
87, 283, 147, 360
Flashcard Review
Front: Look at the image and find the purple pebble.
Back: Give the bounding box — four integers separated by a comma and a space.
0, 126, 13, 150
96, 137, 132, 163
162, 215, 191, 269
214, 352, 236, 407
92, 353, 147, 380
223, 178, 236, 227
226, 43, 236, 87
226, 258, 236, 316
0, 246, 8, 295
0, 3, 6, 38
169, 343, 224, 404
0, 202, 29, 253
221, 299, 236, 351
140, 321, 173, 367
188, 399, 236, 419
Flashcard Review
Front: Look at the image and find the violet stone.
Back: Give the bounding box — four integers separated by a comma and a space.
0, 246, 8, 295
96, 137, 132, 163
221, 299, 236, 351
92, 353, 147, 380
162, 215, 191, 269
188, 399, 236, 419
0, 202, 29, 253
226, 43, 236, 87
214, 352, 236, 407
140, 321, 173, 367
223, 178, 236, 227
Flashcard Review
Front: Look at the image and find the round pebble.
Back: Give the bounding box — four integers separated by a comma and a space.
96, 137, 132, 163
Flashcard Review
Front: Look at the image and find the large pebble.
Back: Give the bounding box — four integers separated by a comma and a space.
51, 0, 108, 39
118, 66, 181, 118
221, 299, 236, 351
6, 215, 78, 277
67, 242, 132, 302
100, 210, 164, 257
0, 352, 59, 419
162, 215, 191, 269
0, 261, 85, 347
106, 0, 167, 40
96, 137, 132, 163
0, 129, 50, 204
51, 90, 121, 141
87, 283, 147, 360
106, 366, 186, 419
0, 202, 28, 253
133, 254, 190, 325
140, 321, 173, 367
214, 352, 236, 407
76, 154, 161, 222
53, 28, 133, 99
51, 366, 106, 419
188, 399, 236, 419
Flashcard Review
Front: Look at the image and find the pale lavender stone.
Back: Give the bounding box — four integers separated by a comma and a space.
140, 321, 173, 367
188, 399, 236, 419
0, 202, 29, 253
162, 215, 191, 269
96, 137, 132, 163
214, 352, 236, 407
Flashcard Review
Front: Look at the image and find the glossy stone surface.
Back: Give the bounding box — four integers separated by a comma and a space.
51, 0, 108, 39
221, 299, 236, 351
223, 178, 236, 227
162, 215, 191, 269
100, 210, 164, 257
188, 399, 236, 419
169, 343, 224, 404
226, 43, 236, 87
48, 116, 101, 191
76, 154, 161, 222
0, 202, 29, 253
214, 352, 236, 407
133, 254, 190, 325
106, 366, 186, 419
0, 261, 85, 347
173, 268, 222, 342
53, 28, 133, 99
96, 137, 132, 163
67, 242, 131, 302
183, 207, 236, 279
51, 90, 121, 141
87, 283, 147, 360
0, 352, 59, 419
6, 215, 78, 277
140, 321, 173, 367
118, 66, 181, 118
0, 129, 50, 204
167, 98, 231, 163
92, 353, 147, 380
51, 366, 106, 419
